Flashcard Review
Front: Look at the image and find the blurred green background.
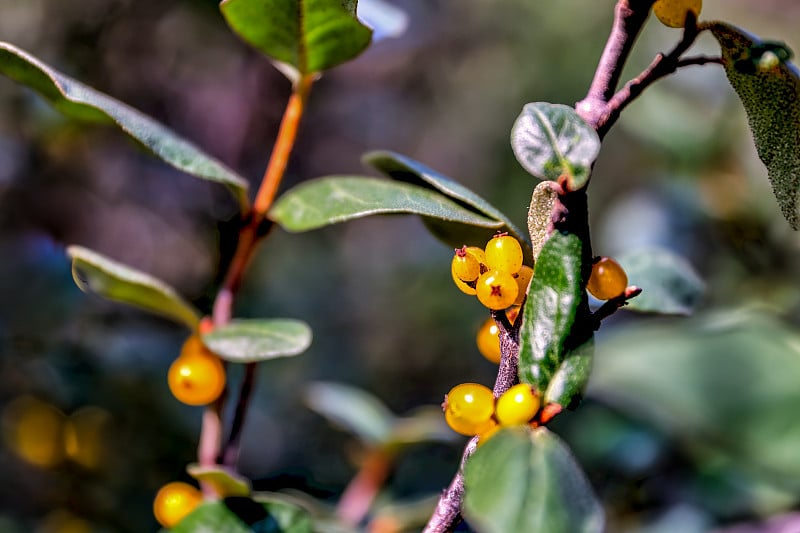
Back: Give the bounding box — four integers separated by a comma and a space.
0, 0, 799, 531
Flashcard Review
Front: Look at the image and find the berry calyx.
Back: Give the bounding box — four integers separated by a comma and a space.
476, 270, 519, 310
652, 0, 702, 28
476, 317, 502, 364
495, 384, 540, 426
168, 336, 226, 406
484, 234, 523, 274
513, 265, 534, 306
153, 481, 203, 528
587, 256, 628, 301
451, 246, 481, 282
444, 383, 495, 436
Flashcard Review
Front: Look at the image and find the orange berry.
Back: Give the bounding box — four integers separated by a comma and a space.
476, 270, 518, 310
476, 318, 502, 364
513, 265, 534, 306
168, 336, 226, 406
153, 481, 203, 528
587, 257, 628, 300
653, 0, 702, 28
444, 383, 495, 436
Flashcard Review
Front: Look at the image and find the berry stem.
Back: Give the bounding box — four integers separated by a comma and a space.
336, 448, 394, 527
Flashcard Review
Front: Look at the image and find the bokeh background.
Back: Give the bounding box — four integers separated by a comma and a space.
1, 0, 799, 531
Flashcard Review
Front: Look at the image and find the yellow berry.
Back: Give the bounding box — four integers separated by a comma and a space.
476, 318, 502, 364
452, 263, 477, 295
153, 481, 203, 528
587, 257, 628, 301
653, 0, 702, 28
476, 270, 519, 310
444, 383, 495, 436
452, 246, 481, 282
513, 265, 534, 306
485, 234, 523, 274
168, 336, 226, 406
495, 384, 540, 426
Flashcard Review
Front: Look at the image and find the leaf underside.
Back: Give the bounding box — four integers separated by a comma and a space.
619, 248, 705, 315
202, 318, 312, 363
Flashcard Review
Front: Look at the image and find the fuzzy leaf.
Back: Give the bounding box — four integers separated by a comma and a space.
511, 103, 600, 190
463, 427, 604, 533
707, 22, 800, 229
202, 319, 312, 363
527, 181, 559, 261
268, 176, 503, 232
186, 464, 251, 498
304, 382, 394, 445
220, 0, 372, 80
67, 246, 200, 329
0, 42, 249, 210
619, 248, 705, 315
544, 339, 594, 409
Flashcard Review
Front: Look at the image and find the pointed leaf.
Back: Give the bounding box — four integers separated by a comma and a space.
618, 248, 705, 315
544, 339, 594, 409
304, 382, 394, 445
171, 501, 251, 533
518, 232, 584, 392
202, 319, 311, 363
67, 245, 200, 329
463, 427, 604, 533
187, 464, 251, 497
511, 103, 600, 191
0, 42, 249, 210
268, 176, 503, 232
706, 22, 800, 229
220, 0, 372, 78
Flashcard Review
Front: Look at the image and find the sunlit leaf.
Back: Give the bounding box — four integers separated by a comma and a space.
67, 245, 200, 330
202, 319, 312, 363
618, 248, 705, 315
544, 339, 594, 409
186, 464, 251, 498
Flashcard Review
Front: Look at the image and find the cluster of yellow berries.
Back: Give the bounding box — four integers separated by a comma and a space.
444, 382, 540, 442
653, 0, 702, 28
451, 234, 533, 311
168, 334, 226, 406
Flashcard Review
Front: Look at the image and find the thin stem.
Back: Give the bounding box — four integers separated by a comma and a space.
591, 286, 642, 327
221, 362, 258, 467
336, 448, 394, 527
422, 438, 477, 533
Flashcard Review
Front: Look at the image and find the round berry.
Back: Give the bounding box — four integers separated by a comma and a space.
168, 336, 226, 406
484, 234, 523, 274
444, 383, 495, 436
513, 265, 534, 306
476, 318, 502, 364
587, 257, 628, 301
653, 0, 702, 28
153, 481, 203, 528
476, 270, 519, 310
452, 246, 481, 282
451, 263, 477, 295
495, 384, 540, 426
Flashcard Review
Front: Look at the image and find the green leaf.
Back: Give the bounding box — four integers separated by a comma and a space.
173, 497, 313, 533
220, 0, 372, 79
268, 176, 504, 232
363, 150, 530, 248
304, 382, 394, 445
618, 248, 705, 315
706, 22, 800, 229
253, 495, 314, 533
511, 103, 600, 191
202, 319, 311, 363
518, 232, 584, 393
544, 339, 594, 409
527, 181, 559, 261
463, 427, 604, 533
171, 502, 251, 533
67, 245, 200, 330
0, 42, 249, 210
389, 407, 457, 447
186, 464, 251, 497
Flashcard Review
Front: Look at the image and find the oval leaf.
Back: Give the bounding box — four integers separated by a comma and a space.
618, 248, 705, 315
706, 22, 800, 229
304, 381, 394, 445
463, 427, 604, 533
171, 501, 251, 533
389, 407, 457, 447
67, 245, 200, 329
268, 176, 503, 232
187, 464, 251, 498
0, 42, 249, 210
511, 103, 600, 191
202, 319, 311, 363
252, 494, 314, 533
544, 339, 594, 409
221, 0, 372, 78
518, 232, 584, 393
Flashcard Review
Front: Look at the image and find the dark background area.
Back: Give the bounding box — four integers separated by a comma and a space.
0, 1, 799, 531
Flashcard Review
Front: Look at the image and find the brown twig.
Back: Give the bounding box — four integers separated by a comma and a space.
422, 438, 478, 533
591, 286, 643, 328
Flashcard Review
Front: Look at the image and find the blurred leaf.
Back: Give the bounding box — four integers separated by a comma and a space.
0, 42, 250, 210
173, 497, 313, 533
463, 427, 604, 533
706, 22, 800, 229
527, 181, 559, 261
67, 245, 200, 329
518, 232, 584, 393
253, 495, 314, 533
269, 176, 503, 232
171, 501, 251, 533
619, 248, 705, 315
589, 310, 800, 486
389, 406, 457, 447
363, 150, 529, 248
187, 464, 251, 497
220, 0, 372, 81
357, 0, 409, 41
202, 319, 311, 363
544, 339, 594, 409
304, 382, 393, 445
511, 103, 600, 190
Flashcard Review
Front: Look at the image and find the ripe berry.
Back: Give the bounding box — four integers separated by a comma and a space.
495, 384, 540, 426
485, 234, 523, 274
476, 270, 519, 310
153, 481, 203, 528
452, 246, 481, 282
587, 256, 628, 301
653, 0, 702, 28
451, 264, 477, 295
513, 265, 534, 306
168, 336, 226, 406
476, 318, 502, 364
477, 421, 501, 447
444, 383, 495, 436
